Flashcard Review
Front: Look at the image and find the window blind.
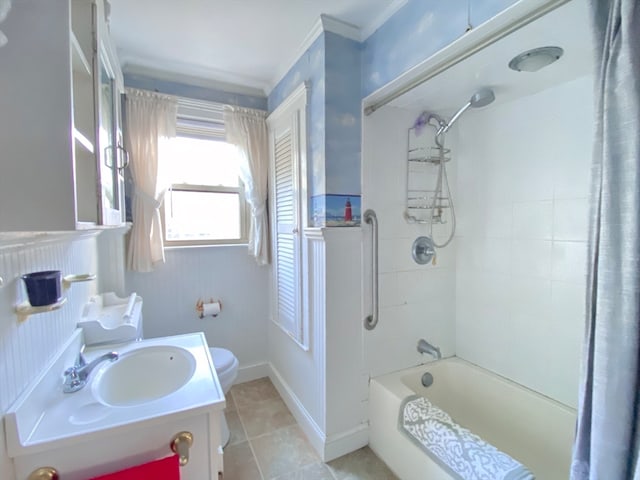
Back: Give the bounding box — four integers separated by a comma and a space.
176, 97, 225, 140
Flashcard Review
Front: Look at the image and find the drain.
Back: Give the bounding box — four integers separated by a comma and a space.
421, 372, 434, 388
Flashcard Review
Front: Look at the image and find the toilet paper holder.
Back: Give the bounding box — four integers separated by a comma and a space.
196, 298, 222, 319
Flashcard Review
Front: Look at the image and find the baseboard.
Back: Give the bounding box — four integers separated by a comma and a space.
236, 362, 270, 384
323, 424, 369, 462
268, 363, 327, 458
267, 363, 369, 462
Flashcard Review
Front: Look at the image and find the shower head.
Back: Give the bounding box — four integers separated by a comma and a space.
469, 88, 495, 108
436, 88, 496, 140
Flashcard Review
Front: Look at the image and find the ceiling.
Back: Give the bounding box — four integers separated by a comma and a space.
387, 0, 593, 115
107, 0, 402, 96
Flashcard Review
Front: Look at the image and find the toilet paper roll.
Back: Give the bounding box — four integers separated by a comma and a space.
201, 301, 221, 317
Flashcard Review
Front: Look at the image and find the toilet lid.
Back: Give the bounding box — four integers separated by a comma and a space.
210, 347, 235, 372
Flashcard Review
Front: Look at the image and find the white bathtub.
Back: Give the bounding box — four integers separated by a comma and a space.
369, 357, 576, 480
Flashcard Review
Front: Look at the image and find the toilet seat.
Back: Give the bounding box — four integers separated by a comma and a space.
211, 347, 235, 374
209, 347, 239, 394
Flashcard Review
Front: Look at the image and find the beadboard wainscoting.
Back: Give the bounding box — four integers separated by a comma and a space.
125, 245, 271, 382
269, 227, 367, 462
0, 233, 100, 480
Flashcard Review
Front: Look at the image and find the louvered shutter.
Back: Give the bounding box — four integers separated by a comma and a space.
272, 126, 302, 338
268, 83, 307, 346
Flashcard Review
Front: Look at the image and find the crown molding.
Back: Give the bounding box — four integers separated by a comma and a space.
360, 0, 408, 41
268, 14, 360, 94
120, 54, 269, 97
320, 14, 360, 42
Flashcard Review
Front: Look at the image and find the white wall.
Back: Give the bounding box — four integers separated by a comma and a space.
0, 235, 99, 480
125, 245, 270, 375
362, 106, 458, 378
455, 75, 593, 408
269, 228, 366, 461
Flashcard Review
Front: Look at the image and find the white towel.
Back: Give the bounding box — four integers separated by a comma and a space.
400, 395, 535, 480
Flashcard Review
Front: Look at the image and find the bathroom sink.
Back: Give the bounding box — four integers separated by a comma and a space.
92, 346, 196, 406
4, 331, 225, 458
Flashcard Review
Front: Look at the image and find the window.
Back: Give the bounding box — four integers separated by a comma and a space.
161, 99, 247, 246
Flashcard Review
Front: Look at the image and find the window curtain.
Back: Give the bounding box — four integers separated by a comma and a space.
124, 88, 177, 272
571, 1, 640, 478
223, 106, 270, 265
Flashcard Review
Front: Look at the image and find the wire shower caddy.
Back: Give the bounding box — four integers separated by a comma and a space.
405, 126, 452, 224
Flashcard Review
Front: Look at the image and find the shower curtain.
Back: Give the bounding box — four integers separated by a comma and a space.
571, 1, 640, 479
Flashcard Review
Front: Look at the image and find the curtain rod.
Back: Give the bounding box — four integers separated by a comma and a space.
363, 0, 570, 116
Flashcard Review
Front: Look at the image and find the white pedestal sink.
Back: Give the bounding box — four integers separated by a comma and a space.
4, 329, 225, 480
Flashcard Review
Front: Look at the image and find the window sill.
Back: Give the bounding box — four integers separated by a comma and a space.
163, 242, 248, 251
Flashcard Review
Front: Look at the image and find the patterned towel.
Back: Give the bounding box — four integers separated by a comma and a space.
399, 395, 535, 480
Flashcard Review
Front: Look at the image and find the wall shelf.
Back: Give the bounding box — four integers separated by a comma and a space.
15, 298, 67, 323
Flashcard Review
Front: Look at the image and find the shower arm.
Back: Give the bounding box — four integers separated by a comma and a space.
436, 101, 472, 139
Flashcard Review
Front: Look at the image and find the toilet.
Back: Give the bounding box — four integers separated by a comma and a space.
210, 347, 239, 446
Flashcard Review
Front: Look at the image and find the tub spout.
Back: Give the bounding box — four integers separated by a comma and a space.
417, 339, 441, 360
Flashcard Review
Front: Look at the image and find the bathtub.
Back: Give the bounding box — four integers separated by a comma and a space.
369, 357, 577, 480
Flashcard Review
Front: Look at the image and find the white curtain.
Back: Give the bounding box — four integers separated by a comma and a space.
124, 88, 177, 272
224, 106, 270, 265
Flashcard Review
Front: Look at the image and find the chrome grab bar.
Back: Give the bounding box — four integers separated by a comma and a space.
363, 209, 379, 330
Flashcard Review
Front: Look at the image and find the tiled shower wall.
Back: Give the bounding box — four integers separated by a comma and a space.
455, 75, 593, 408
362, 106, 458, 378
0, 234, 98, 480
362, 75, 592, 410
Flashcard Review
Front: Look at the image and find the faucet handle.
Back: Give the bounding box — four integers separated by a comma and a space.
63, 367, 82, 393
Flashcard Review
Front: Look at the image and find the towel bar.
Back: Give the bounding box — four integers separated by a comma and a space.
27, 467, 58, 480
27, 430, 195, 478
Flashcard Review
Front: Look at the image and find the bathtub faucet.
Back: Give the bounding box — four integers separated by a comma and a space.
417, 339, 441, 360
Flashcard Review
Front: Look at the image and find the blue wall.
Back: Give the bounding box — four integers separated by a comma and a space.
268, 0, 519, 226
125, 73, 268, 110
269, 33, 363, 227
361, 0, 518, 97
269, 34, 326, 222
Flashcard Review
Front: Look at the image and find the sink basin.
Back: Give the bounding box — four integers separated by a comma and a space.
4, 331, 225, 460
4, 331, 227, 478
92, 345, 196, 406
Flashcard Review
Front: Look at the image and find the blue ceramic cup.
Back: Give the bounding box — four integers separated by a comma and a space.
21, 270, 62, 306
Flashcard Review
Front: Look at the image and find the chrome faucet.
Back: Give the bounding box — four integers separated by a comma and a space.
63, 351, 118, 393
417, 339, 441, 360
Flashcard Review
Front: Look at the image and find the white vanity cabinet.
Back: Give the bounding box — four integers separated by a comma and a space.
12, 413, 224, 480
0, 0, 126, 231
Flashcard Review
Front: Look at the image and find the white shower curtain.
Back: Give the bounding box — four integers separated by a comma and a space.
571, 1, 640, 478
124, 89, 177, 272
223, 106, 270, 265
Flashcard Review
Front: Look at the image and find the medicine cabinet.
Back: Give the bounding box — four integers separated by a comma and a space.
0, 0, 126, 231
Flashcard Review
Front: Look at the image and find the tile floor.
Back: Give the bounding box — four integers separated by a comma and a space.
224, 377, 399, 480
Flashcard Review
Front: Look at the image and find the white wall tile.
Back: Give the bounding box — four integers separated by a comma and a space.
378, 272, 400, 307
363, 107, 457, 378
553, 198, 589, 241
552, 241, 588, 284
511, 239, 552, 279
510, 277, 552, 320
454, 76, 592, 407
512, 201, 553, 240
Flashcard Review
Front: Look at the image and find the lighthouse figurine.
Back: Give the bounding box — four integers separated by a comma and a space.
344, 198, 353, 223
